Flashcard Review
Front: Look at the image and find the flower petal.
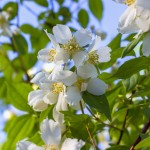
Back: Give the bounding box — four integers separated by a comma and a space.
40, 118, 61, 145
136, 0, 150, 9
87, 78, 108, 95
55, 50, 69, 64
73, 51, 88, 67
61, 138, 85, 150
53, 24, 72, 44
43, 92, 58, 104
28, 90, 48, 111
77, 63, 98, 79
97, 46, 111, 63
65, 86, 82, 106
142, 31, 150, 56
74, 28, 92, 46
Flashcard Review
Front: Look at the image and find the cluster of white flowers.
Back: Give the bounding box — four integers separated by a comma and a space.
114, 0, 150, 56
17, 24, 111, 149
17, 118, 85, 150
0, 11, 12, 37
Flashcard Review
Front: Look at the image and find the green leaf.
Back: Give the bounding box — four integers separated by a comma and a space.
83, 91, 111, 120
0, 51, 9, 71
3, 2, 18, 20
114, 57, 150, 79
34, 0, 48, 7
2, 114, 35, 150
135, 136, 150, 149
0, 78, 7, 98
6, 82, 33, 112
122, 34, 143, 58
89, 0, 103, 20
122, 74, 138, 92
107, 145, 130, 150
78, 9, 89, 28
12, 34, 28, 54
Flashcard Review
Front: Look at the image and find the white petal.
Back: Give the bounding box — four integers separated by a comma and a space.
87, 78, 108, 95
44, 29, 58, 47
61, 138, 85, 150
74, 29, 92, 46
142, 31, 150, 56
43, 92, 58, 104
73, 51, 88, 67
31, 72, 45, 85
65, 86, 82, 106
55, 50, 69, 64
28, 90, 48, 111
113, 0, 126, 3
17, 141, 43, 150
88, 35, 101, 52
136, 0, 150, 9
97, 47, 111, 62
77, 63, 98, 79
53, 24, 72, 44
53, 70, 77, 86
40, 118, 61, 145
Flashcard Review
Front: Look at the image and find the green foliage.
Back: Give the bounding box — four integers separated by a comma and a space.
88, 0, 103, 20
135, 136, 150, 149
83, 91, 111, 120
34, 0, 48, 7
78, 9, 89, 27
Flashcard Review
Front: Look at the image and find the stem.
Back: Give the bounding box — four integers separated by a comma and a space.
130, 118, 150, 150
86, 106, 122, 131
79, 101, 98, 150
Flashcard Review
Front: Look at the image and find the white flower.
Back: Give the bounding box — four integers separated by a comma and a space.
40, 25, 92, 65
73, 36, 111, 67
0, 11, 12, 37
17, 119, 85, 150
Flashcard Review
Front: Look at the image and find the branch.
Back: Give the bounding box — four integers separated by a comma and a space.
130, 118, 150, 150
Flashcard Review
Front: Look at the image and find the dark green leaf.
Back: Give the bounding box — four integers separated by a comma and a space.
89, 0, 103, 20
12, 34, 28, 54
34, 0, 48, 7
3, 2, 18, 20
78, 9, 89, 28
114, 57, 150, 79
107, 145, 130, 150
83, 91, 111, 120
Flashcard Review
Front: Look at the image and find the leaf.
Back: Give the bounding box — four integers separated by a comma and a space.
78, 9, 89, 28
3, 2, 18, 20
82, 91, 111, 120
0, 52, 9, 71
6, 82, 33, 112
34, 0, 48, 7
114, 57, 150, 79
2, 114, 35, 150
107, 145, 130, 150
88, 0, 103, 20
135, 136, 150, 149
122, 34, 143, 58
12, 34, 28, 54
122, 74, 138, 92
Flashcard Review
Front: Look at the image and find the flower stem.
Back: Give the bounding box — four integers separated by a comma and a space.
79, 101, 98, 150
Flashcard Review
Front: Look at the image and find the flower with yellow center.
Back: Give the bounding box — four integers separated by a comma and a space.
51, 82, 64, 94
17, 119, 85, 150
114, 0, 150, 56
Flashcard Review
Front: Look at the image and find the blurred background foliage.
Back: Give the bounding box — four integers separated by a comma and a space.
1, 0, 150, 150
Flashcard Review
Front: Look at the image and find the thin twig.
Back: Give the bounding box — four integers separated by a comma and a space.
130, 119, 150, 150
79, 101, 99, 150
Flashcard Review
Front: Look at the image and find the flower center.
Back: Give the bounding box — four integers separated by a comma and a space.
125, 0, 135, 5
51, 82, 64, 94
44, 144, 57, 150
75, 78, 87, 91
48, 49, 57, 61
88, 51, 99, 65
62, 37, 82, 56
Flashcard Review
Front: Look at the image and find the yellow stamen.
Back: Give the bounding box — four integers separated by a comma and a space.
62, 37, 81, 56
125, 0, 135, 6
44, 144, 57, 150
48, 49, 56, 61
88, 51, 99, 65
51, 82, 64, 94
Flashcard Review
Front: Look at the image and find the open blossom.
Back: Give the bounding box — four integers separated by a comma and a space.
38, 24, 93, 65
17, 119, 85, 150
0, 11, 12, 37
114, 0, 150, 56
